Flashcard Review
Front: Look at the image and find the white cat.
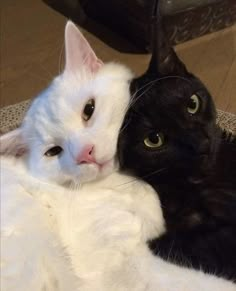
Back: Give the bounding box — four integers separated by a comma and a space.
1, 21, 235, 291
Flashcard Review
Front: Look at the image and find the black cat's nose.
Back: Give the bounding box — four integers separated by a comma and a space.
197, 138, 210, 155
183, 137, 210, 155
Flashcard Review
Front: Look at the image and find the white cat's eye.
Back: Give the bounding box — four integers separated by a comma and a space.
144, 132, 164, 148
82, 99, 95, 121
44, 146, 63, 157
187, 94, 200, 114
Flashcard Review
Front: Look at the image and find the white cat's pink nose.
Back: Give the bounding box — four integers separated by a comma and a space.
76, 145, 95, 164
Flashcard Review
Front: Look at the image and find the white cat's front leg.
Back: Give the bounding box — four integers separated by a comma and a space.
122, 180, 166, 241
124, 246, 236, 291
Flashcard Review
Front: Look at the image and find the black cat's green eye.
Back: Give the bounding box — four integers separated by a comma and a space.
187, 94, 200, 114
45, 146, 63, 157
144, 132, 164, 148
82, 99, 95, 121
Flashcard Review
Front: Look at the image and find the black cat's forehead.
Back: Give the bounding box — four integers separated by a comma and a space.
127, 73, 213, 131
130, 74, 203, 108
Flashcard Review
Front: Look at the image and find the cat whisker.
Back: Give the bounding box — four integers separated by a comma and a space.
128, 82, 156, 111
167, 239, 175, 262
127, 75, 192, 111
119, 118, 131, 134
58, 42, 65, 74
140, 166, 168, 180
130, 77, 162, 101
115, 167, 168, 189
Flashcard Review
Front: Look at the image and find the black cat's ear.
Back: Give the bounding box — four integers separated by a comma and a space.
148, 1, 188, 76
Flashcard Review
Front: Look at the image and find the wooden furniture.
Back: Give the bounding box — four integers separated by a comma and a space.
43, 0, 236, 51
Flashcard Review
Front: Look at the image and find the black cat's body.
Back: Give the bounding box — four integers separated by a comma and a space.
118, 3, 236, 280
119, 69, 236, 281
151, 132, 236, 280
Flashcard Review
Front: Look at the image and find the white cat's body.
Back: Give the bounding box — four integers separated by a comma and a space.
1, 157, 236, 291
1, 157, 78, 291
1, 21, 236, 291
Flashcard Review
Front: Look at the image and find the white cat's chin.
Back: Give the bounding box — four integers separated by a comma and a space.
74, 159, 117, 184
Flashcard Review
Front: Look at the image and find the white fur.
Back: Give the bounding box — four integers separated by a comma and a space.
1, 157, 236, 291
1, 21, 235, 291
1, 157, 78, 291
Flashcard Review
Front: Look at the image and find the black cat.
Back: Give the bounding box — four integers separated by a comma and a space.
118, 2, 236, 282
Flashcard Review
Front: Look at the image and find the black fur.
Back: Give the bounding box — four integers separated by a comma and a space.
118, 3, 236, 281
118, 60, 236, 281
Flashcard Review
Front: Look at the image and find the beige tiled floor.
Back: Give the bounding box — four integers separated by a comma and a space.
1, 0, 236, 113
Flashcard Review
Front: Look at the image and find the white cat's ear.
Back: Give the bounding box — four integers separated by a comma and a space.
64, 21, 103, 74
0, 128, 28, 157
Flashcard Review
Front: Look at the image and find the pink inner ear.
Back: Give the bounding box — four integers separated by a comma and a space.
0, 128, 28, 157
90, 58, 104, 73
15, 147, 27, 157
64, 21, 103, 74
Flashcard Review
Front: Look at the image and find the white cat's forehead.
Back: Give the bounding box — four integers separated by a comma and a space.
23, 62, 133, 139
60, 62, 133, 103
